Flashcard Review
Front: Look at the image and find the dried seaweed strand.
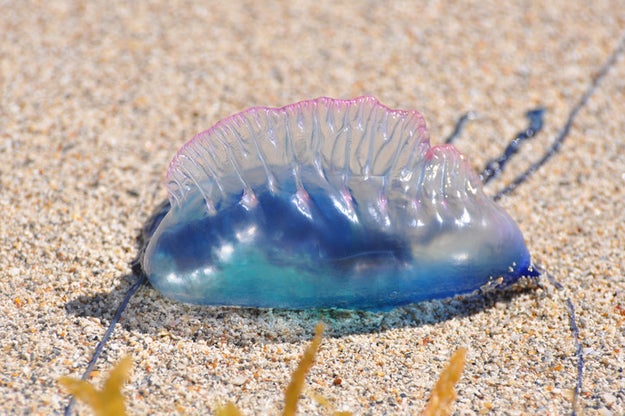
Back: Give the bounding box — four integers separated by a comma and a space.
422, 348, 467, 416
59, 355, 132, 416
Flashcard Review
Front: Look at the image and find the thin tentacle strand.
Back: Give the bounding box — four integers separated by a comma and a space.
494, 32, 625, 201
480, 108, 545, 185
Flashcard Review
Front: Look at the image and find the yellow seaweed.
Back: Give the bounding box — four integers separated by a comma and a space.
60, 329, 466, 416
59, 355, 132, 416
215, 401, 244, 416
422, 347, 467, 416
282, 322, 324, 416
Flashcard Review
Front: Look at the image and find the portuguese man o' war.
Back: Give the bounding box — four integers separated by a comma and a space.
140, 96, 538, 310
64, 35, 625, 414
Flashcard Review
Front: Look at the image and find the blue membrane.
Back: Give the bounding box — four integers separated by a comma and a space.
142, 97, 537, 310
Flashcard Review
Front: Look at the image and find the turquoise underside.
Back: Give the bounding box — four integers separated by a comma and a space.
147, 243, 533, 310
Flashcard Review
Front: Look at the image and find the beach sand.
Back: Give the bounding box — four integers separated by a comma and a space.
1, 1, 624, 414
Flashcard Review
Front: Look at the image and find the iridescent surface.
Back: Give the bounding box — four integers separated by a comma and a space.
142, 97, 535, 309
